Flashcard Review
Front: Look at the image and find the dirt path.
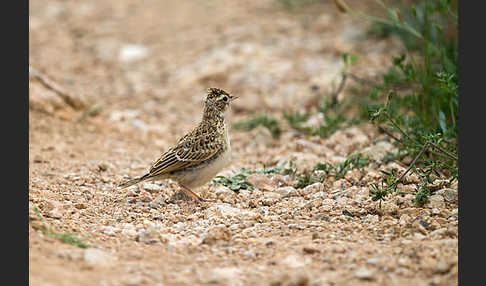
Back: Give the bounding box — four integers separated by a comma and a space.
29, 1, 458, 285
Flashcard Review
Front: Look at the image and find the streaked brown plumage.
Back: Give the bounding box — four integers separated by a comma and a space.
118, 88, 236, 203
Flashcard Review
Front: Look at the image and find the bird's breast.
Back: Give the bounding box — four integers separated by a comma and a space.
174, 128, 231, 189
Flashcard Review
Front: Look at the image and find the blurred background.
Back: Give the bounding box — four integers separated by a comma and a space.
29, 0, 403, 126
29, 0, 457, 152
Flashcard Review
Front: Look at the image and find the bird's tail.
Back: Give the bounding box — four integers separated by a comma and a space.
118, 173, 150, 189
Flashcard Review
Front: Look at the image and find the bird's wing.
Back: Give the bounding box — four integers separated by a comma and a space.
148, 131, 222, 177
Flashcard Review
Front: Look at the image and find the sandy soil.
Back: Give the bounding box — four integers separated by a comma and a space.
29, 1, 458, 285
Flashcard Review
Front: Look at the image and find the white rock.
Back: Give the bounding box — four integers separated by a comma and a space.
335, 196, 349, 207
282, 255, 308, 268
427, 194, 445, 209
302, 182, 324, 195
275, 186, 298, 198
241, 227, 257, 238
47, 208, 63, 219
435, 259, 451, 274
321, 198, 334, 212
245, 173, 287, 191
121, 228, 137, 237
124, 275, 145, 286
137, 226, 163, 244
119, 44, 148, 62
301, 113, 324, 129
355, 267, 374, 280
83, 248, 116, 268
276, 152, 321, 172
202, 267, 242, 286
202, 224, 231, 245
261, 192, 281, 206
366, 257, 381, 265
206, 204, 257, 220
414, 232, 426, 241
437, 188, 457, 203
100, 226, 117, 236
131, 119, 148, 131
143, 183, 163, 193
360, 141, 395, 161
109, 109, 139, 122
214, 185, 234, 198
312, 191, 327, 199
429, 228, 447, 239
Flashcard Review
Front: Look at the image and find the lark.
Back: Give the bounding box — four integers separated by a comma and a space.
118, 88, 237, 203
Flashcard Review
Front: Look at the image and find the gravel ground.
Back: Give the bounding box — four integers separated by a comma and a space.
29, 1, 458, 285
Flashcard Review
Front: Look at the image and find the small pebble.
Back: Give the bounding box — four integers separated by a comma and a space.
355, 267, 374, 280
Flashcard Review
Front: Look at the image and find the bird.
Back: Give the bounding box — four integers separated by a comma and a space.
118, 87, 237, 203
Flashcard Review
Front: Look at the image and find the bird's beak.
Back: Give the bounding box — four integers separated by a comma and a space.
230, 95, 238, 101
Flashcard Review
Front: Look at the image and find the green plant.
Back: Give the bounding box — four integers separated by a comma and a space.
77, 105, 103, 122
336, 0, 458, 142
237, 52, 363, 141
317, 101, 353, 139
283, 111, 311, 134
291, 154, 371, 189
277, 0, 326, 10
233, 114, 282, 138
314, 154, 370, 180
369, 169, 402, 207
333, 0, 458, 206
278, 52, 361, 139
32, 206, 89, 249
314, 162, 334, 174
380, 149, 408, 164
335, 155, 370, 179
255, 165, 297, 176
413, 185, 431, 206
283, 96, 360, 139
212, 165, 297, 192
212, 170, 254, 193
370, 183, 389, 208
295, 171, 323, 189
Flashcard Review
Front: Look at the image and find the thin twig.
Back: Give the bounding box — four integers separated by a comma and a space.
347, 73, 381, 87
378, 126, 401, 142
330, 73, 348, 106
380, 122, 458, 162
389, 140, 457, 189
391, 142, 429, 189
29, 66, 85, 110
346, 73, 411, 91
384, 113, 417, 144
429, 142, 458, 161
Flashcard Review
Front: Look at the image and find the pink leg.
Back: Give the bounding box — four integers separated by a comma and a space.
180, 184, 216, 203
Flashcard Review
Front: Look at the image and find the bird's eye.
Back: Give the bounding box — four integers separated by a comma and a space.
222, 96, 228, 102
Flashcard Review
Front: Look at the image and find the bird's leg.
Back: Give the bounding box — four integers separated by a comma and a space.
180, 184, 216, 203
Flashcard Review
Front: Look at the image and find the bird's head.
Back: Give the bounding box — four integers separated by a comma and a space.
204, 87, 237, 115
